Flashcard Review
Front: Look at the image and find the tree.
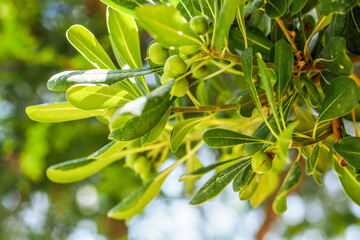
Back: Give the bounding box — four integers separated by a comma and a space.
26, 0, 360, 238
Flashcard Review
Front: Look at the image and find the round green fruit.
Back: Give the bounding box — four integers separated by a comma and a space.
252, 152, 272, 174
191, 64, 208, 79
180, 45, 200, 56
190, 16, 209, 35
164, 55, 187, 77
161, 72, 174, 85
149, 43, 168, 65
171, 78, 189, 97
134, 156, 150, 175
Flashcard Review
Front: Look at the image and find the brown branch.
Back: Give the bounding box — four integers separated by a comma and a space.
275, 18, 298, 54
291, 127, 333, 148
171, 104, 236, 113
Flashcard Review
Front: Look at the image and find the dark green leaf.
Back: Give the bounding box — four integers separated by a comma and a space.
332, 137, 360, 169
233, 164, 254, 192
190, 161, 249, 205
66, 25, 116, 70
141, 108, 171, 145
193, 0, 216, 21
169, 0, 199, 21
289, 0, 306, 14
245, 0, 264, 17
202, 128, 268, 148
332, 158, 360, 206
135, 5, 201, 48
319, 0, 358, 15
109, 82, 175, 141
302, 77, 321, 108
273, 161, 302, 214
47, 67, 161, 91
265, 0, 287, 18
317, 36, 353, 76
316, 76, 359, 126
236, 89, 266, 118
306, 145, 320, 175
26, 102, 105, 122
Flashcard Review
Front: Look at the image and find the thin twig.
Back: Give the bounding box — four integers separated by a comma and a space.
171, 104, 236, 113
275, 18, 298, 53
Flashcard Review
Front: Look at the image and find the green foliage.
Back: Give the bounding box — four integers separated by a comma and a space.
26, 0, 360, 223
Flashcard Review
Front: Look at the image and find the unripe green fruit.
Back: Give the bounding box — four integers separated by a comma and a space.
161, 73, 174, 85
125, 153, 137, 168
180, 45, 200, 56
149, 43, 169, 65
134, 156, 150, 175
191, 64, 208, 79
252, 152, 272, 174
190, 16, 209, 35
164, 55, 187, 77
171, 78, 189, 97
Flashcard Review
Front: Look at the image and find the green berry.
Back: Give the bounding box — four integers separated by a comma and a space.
171, 78, 189, 97
180, 45, 200, 56
164, 55, 187, 77
161, 72, 174, 85
191, 64, 208, 79
134, 156, 150, 175
190, 16, 209, 35
149, 43, 169, 65
252, 152, 272, 174
125, 153, 137, 168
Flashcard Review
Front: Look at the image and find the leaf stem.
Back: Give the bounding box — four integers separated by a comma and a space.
171, 104, 236, 113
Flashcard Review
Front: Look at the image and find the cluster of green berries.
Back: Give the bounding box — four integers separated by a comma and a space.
147, 15, 210, 97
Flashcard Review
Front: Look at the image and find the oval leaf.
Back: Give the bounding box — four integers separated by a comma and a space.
332, 137, 360, 169
26, 102, 104, 122
66, 25, 116, 70
265, 0, 287, 18
202, 128, 268, 148
47, 67, 161, 91
306, 145, 320, 175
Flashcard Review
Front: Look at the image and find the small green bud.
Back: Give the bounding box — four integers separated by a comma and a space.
149, 43, 169, 65
190, 16, 209, 35
164, 55, 187, 77
252, 152, 272, 174
171, 78, 189, 97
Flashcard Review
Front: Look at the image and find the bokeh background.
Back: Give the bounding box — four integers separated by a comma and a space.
1, 0, 360, 239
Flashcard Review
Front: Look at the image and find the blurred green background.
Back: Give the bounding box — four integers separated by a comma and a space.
1, 0, 360, 239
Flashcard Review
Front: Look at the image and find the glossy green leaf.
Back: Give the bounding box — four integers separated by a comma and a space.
273, 161, 302, 214
109, 82, 175, 141
239, 175, 258, 200
26, 102, 104, 123
202, 128, 268, 148
256, 53, 281, 131
179, 158, 248, 181
47, 67, 161, 91
316, 76, 359, 126
66, 84, 132, 110
215, 0, 242, 50
317, 36, 353, 76
47, 141, 128, 183
319, 0, 358, 15
306, 145, 320, 175
302, 77, 321, 108
100, 0, 150, 17
107, 7, 142, 69
265, 0, 287, 18
332, 158, 360, 206
190, 161, 249, 205
141, 108, 171, 145
108, 151, 183, 219
275, 40, 293, 109
66, 25, 116, 70
332, 137, 360, 169
229, 26, 273, 56
135, 5, 201, 48
289, 0, 306, 14
236, 89, 266, 118
169, 0, 199, 21
233, 164, 254, 192
170, 116, 209, 152
245, 0, 264, 16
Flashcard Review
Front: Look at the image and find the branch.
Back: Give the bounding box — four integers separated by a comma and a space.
291, 127, 333, 147
171, 104, 236, 113
275, 18, 298, 53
